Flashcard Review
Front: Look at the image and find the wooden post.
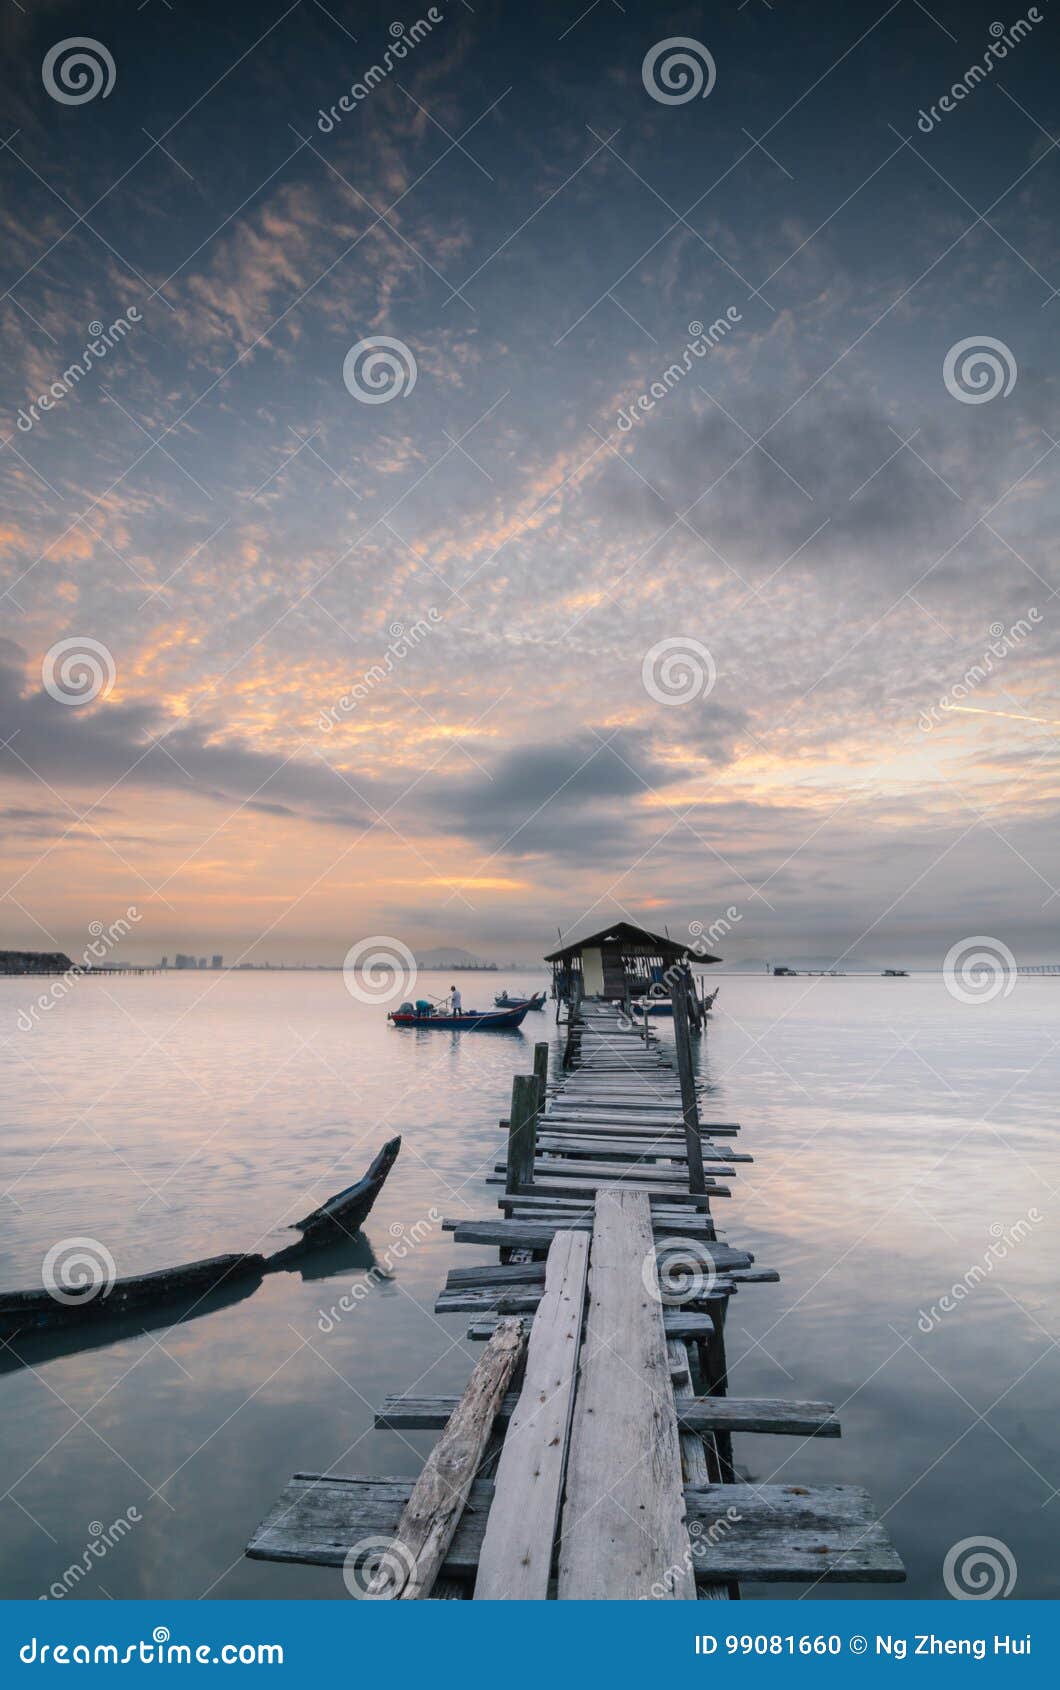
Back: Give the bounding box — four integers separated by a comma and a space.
533, 1042, 549, 1117
701, 1299, 736, 1484
505, 1074, 540, 1198
671, 968, 705, 1194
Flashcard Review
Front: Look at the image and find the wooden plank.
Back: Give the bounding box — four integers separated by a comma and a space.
529, 1155, 736, 1181
366, 1318, 525, 1598
504, 1199, 723, 1233
437, 1286, 548, 1314
437, 1278, 733, 1314
376, 1352, 698, 1432
247, 1476, 494, 1573
248, 1476, 904, 1583
508, 1176, 727, 1205
537, 1133, 752, 1163
557, 1189, 695, 1599
677, 1398, 840, 1437
473, 1231, 589, 1599
446, 1262, 546, 1289
445, 1218, 753, 1261
467, 1310, 714, 1341
507, 1176, 726, 1203
377, 1393, 521, 1430
684, 1485, 907, 1582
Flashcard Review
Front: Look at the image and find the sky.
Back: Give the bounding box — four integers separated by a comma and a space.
1, 0, 1058, 966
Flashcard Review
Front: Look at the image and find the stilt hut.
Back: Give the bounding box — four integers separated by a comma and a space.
545, 920, 720, 1018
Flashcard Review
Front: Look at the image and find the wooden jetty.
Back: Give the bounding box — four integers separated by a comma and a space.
247, 934, 904, 1599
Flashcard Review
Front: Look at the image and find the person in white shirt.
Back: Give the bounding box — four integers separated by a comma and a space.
450, 984, 462, 1015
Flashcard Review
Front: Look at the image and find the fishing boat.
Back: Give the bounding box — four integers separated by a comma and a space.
493, 990, 547, 1010
388, 1000, 532, 1030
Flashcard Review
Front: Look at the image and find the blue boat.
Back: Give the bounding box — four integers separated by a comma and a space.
494, 990, 547, 1011
388, 1000, 532, 1030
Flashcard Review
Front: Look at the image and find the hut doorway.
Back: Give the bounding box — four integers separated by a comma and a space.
581, 947, 604, 997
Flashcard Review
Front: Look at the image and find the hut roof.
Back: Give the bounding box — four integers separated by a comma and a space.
543, 920, 720, 966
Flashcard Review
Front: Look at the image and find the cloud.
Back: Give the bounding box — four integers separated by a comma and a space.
0, 641, 375, 829
418, 727, 690, 858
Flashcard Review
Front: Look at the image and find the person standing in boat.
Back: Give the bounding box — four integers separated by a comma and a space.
449, 984, 462, 1016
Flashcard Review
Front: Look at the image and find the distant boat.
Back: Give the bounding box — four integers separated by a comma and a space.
882, 969, 909, 977
388, 1001, 532, 1030
494, 990, 547, 1010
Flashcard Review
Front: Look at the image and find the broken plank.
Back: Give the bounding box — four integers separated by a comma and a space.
366, 1317, 525, 1598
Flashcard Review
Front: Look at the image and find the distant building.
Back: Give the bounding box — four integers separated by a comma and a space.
161, 956, 169, 969
198, 957, 207, 969
174, 954, 195, 970
211, 955, 223, 970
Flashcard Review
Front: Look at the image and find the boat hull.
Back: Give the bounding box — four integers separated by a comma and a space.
389, 1004, 532, 1030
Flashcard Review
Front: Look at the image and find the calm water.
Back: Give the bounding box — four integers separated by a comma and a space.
0, 969, 1056, 1600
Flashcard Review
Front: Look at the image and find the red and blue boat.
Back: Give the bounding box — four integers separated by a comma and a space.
387, 999, 533, 1030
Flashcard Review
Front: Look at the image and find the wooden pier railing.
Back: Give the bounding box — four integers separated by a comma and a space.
247, 1000, 904, 1598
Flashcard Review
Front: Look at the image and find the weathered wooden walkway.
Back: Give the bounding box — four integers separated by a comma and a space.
247, 997, 904, 1598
